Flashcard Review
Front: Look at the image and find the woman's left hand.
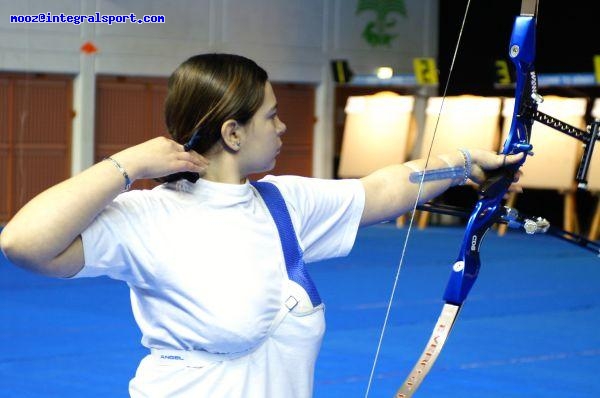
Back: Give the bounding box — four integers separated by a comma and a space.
468, 149, 525, 185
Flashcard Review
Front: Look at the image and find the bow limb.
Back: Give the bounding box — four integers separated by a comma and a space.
394, 2, 538, 397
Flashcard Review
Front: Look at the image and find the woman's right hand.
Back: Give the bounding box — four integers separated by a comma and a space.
109, 136, 210, 182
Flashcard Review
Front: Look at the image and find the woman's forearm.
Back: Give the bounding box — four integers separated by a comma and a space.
0, 159, 128, 272
360, 149, 522, 227
360, 152, 467, 226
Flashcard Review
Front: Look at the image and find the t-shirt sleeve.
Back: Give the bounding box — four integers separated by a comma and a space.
73, 192, 147, 283
261, 175, 365, 263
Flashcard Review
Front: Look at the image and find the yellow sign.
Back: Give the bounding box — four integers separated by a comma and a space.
413, 58, 439, 85
494, 59, 512, 85
594, 55, 600, 84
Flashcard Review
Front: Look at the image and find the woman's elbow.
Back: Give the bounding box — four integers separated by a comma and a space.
0, 227, 55, 275
1, 226, 37, 270
1, 226, 18, 260
1, 225, 83, 278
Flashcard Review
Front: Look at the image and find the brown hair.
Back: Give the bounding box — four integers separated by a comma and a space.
162, 53, 268, 182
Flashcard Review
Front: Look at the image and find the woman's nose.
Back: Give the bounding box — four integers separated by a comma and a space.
277, 118, 287, 135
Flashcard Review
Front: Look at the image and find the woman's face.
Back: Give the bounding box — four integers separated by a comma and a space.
238, 82, 287, 175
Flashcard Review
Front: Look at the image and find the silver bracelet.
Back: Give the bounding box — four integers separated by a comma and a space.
104, 157, 132, 192
457, 149, 472, 185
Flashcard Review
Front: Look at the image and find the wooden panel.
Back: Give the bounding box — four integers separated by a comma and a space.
0, 147, 8, 222
12, 78, 71, 215
253, 83, 315, 178
0, 74, 72, 224
0, 78, 9, 221
95, 76, 168, 190
0, 78, 8, 146
151, 85, 169, 138
14, 79, 71, 145
11, 147, 68, 210
95, 80, 148, 154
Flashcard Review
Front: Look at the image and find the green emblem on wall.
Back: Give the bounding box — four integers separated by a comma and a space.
356, 0, 407, 47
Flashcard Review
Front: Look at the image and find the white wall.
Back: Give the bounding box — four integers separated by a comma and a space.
1, 0, 438, 177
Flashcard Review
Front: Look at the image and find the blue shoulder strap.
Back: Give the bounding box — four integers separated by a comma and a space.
251, 181, 322, 307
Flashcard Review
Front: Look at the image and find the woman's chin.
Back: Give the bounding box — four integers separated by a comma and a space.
249, 160, 276, 176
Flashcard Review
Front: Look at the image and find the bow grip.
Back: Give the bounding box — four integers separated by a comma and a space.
478, 167, 517, 198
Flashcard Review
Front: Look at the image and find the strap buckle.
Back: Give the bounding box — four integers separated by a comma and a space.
285, 295, 299, 310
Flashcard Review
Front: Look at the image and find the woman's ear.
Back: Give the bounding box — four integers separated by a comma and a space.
220, 119, 241, 151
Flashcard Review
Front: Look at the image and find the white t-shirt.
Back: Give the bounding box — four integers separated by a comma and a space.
76, 175, 364, 397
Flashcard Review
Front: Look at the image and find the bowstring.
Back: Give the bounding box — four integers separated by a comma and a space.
363, 0, 473, 396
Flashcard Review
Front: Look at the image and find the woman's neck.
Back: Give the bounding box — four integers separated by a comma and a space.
201, 152, 245, 184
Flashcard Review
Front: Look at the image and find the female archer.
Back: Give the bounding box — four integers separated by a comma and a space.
0, 53, 522, 397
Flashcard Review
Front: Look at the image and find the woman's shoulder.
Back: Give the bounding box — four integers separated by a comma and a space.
259, 175, 363, 196
110, 182, 191, 209
259, 174, 307, 184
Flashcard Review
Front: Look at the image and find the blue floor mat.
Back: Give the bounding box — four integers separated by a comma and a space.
1, 223, 599, 397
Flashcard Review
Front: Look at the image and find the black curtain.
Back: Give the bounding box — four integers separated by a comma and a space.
438, 0, 600, 96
